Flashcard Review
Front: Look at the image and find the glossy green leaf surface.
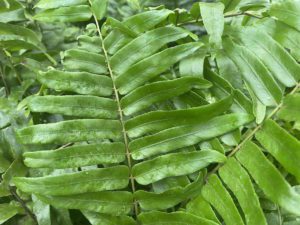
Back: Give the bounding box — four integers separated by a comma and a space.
37, 191, 133, 215
256, 119, 300, 181
63, 49, 107, 74
186, 195, 219, 224
23, 142, 125, 168
33, 5, 92, 22
202, 174, 245, 225
3, 3, 300, 224
120, 77, 211, 116
0, 22, 44, 51
138, 211, 218, 225
0, 0, 25, 23
255, 18, 300, 61
269, 0, 300, 31
110, 26, 192, 75
200, 2, 225, 48
83, 211, 136, 225
17, 119, 122, 144
223, 38, 282, 106
34, 0, 87, 9
14, 166, 129, 195
206, 69, 253, 114
27, 95, 118, 119
179, 51, 206, 77
133, 150, 226, 185
78, 35, 102, 53
219, 158, 267, 225
231, 27, 300, 87
236, 141, 300, 216
0, 202, 23, 224
126, 96, 233, 138
38, 70, 113, 96
115, 42, 203, 95
278, 94, 300, 122
104, 9, 173, 54
90, 0, 108, 20
135, 174, 203, 210
130, 113, 253, 160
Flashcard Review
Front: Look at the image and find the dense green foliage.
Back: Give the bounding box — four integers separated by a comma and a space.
1, 0, 300, 224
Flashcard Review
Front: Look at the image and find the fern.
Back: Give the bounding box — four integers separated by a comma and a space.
1, 0, 300, 224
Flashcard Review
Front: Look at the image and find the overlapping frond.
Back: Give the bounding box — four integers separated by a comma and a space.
1, 0, 300, 224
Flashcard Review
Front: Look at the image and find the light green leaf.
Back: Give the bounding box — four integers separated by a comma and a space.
90, 0, 108, 20
110, 26, 192, 75
17, 119, 122, 144
38, 70, 113, 97
245, 83, 266, 124
152, 176, 190, 193
215, 51, 243, 89
78, 35, 102, 53
0, 202, 23, 224
37, 191, 133, 215
221, 0, 242, 12
223, 38, 282, 106
0, 111, 10, 129
115, 42, 203, 95
201, 138, 225, 154
179, 51, 206, 77
135, 173, 204, 210
23, 142, 125, 168
269, 0, 300, 31
0, 0, 25, 23
130, 113, 253, 160
138, 211, 218, 225
133, 150, 226, 185
34, 0, 87, 9
63, 49, 107, 74
202, 174, 245, 225
83, 211, 136, 225
33, 5, 92, 22
104, 9, 173, 54
107, 17, 138, 38
0, 22, 44, 51
0, 159, 27, 197
278, 94, 300, 122
120, 77, 211, 116
200, 2, 225, 48
206, 69, 253, 114
255, 18, 300, 61
186, 195, 220, 224
27, 95, 118, 119
231, 27, 300, 87
126, 96, 233, 138
32, 195, 51, 225
14, 166, 129, 195
236, 141, 300, 216
219, 158, 267, 225
256, 120, 300, 182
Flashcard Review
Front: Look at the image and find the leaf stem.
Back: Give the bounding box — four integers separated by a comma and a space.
88, 2, 139, 216
9, 186, 38, 224
0, 176, 37, 224
0, 66, 9, 95
178, 11, 263, 26
208, 82, 300, 177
